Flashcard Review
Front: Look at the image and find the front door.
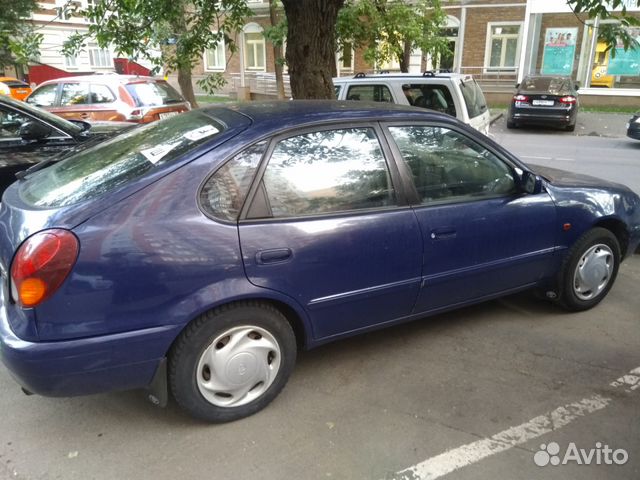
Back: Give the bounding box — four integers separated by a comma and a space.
384, 123, 558, 313
238, 125, 423, 340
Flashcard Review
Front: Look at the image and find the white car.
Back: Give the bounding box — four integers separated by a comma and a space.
334, 72, 491, 135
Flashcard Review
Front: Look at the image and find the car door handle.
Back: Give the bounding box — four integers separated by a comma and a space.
80, 113, 90, 119
430, 228, 457, 240
256, 248, 293, 265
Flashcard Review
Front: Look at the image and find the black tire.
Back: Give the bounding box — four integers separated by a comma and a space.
559, 227, 620, 312
566, 123, 576, 132
506, 120, 517, 129
169, 301, 297, 423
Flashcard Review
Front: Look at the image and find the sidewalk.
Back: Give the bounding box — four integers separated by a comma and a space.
490, 110, 633, 138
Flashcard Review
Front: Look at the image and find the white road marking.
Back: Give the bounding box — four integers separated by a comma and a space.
389, 366, 640, 480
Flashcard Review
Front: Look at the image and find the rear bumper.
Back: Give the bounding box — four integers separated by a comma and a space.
510, 112, 575, 125
0, 288, 181, 397
627, 123, 640, 140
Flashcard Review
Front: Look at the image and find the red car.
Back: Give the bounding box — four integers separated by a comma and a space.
25, 74, 190, 123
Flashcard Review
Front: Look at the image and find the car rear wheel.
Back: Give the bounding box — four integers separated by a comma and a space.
559, 228, 620, 311
169, 302, 297, 422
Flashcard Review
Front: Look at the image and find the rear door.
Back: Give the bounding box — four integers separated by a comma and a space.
238, 124, 423, 340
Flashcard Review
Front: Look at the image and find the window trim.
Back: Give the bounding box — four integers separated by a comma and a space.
238, 122, 411, 223
483, 21, 523, 74
381, 120, 522, 207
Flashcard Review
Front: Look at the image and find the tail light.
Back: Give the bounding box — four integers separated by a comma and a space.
559, 96, 577, 104
126, 108, 144, 121
513, 94, 529, 103
10, 229, 79, 308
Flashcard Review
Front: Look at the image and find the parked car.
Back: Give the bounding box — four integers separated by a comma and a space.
627, 112, 640, 140
25, 74, 190, 124
0, 77, 32, 101
1, 102, 639, 423
507, 75, 579, 131
333, 71, 491, 135
0, 95, 133, 194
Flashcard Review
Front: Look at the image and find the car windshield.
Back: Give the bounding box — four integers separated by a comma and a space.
459, 78, 488, 119
20, 110, 224, 208
521, 77, 569, 93
125, 81, 185, 107
0, 95, 83, 135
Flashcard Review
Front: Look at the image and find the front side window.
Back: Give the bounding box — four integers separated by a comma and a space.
26, 84, 58, 107
388, 125, 515, 203
0, 107, 31, 140
256, 128, 395, 218
60, 83, 91, 105
346, 85, 393, 102
486, 24, 521, 71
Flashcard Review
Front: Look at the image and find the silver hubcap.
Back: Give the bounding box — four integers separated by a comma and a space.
573, 243, 614, 301
196, 326, 281, 408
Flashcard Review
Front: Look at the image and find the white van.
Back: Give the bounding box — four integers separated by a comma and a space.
333, 72, 491, 135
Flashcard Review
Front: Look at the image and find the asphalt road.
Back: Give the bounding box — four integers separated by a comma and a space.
1, 130, 639, 480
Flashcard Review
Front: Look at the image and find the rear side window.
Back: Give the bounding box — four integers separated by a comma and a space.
346, 85, 393, 103
90, 84, 116, 104
125, 81, 185, 107
410, 84, 456, 117
26, 84, 58, 107
254, 128, 395, 218
20, 111, 225, 208
60, 83, 91, 105
459, 79, 488, 119
200, 142, 266, 221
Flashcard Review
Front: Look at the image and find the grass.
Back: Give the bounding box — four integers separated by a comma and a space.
195, 94, 232, 105
488, 103, 638, 114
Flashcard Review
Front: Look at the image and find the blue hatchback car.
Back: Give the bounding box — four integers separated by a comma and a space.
1, 101, 639, 422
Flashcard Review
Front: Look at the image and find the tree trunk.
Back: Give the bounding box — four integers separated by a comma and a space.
177, 66, 198, 108
282, 0, 345, 99
399, 39, 411, 73
269, 0, 286, 100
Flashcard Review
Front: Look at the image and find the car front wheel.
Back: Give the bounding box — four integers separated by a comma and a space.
169, 302, 297, 422
560, 227, 620, 311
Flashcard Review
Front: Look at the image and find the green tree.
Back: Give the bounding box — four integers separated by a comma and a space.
0, 0, 41, 75
64, 0, 252, 107
336, 0, 447, 73
568, 0, 640, 54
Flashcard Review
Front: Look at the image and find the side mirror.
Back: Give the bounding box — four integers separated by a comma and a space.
20, 121, 52, 141
521, 171, 542, 194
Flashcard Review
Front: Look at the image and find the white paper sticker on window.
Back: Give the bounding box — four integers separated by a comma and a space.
183, 124, 220, 142
140, 142, 180, 164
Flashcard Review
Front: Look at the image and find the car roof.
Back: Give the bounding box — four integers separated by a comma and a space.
333, 72, 472, 82
203, 100, 455, 133
35, 74, 164, 86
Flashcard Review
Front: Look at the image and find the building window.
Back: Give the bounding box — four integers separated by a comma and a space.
485, 23, 522, 72
339, 42, 354, 72
204, 37, 226, 71
64, 55, 78, 69
88, 43, 112, 68
243, 24, 266, 71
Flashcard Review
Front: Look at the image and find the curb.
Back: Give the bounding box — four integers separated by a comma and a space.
490, 112, 504, 125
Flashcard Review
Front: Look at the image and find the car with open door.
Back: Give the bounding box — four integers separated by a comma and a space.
0, 101, 638, 423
